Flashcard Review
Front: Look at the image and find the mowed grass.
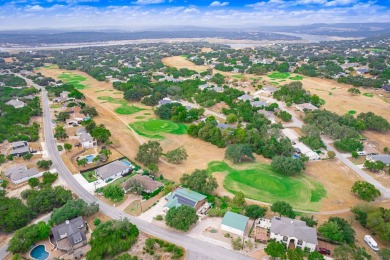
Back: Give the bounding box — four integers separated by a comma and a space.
289, 75, 303, 80
348, 110, 357, 115
268, 72, 291, 79
97, 96, 144, 115
130, 119, 188, 139
208, 161, 326, 211
232, 74, 245, 79
58, 72, 88, 89
363, 93, 374, 98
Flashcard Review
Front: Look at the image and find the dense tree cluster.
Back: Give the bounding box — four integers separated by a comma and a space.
351, 204, 390, 241
271, 201, 296, 219
180, 169, 218, 194
351, 181, 381, 201
165, 205, 198, 231
50, 199, 99, 225
0, 74, 26, 87
271, 156, 305, 176
87, 219, 139, 259
165, 147, 188, 164
136, 141, 162, 166
155, 103, 204, 123
318, 217, 356, 244
8, 222, 50, 253
225, 143, 255, 163
273, 82, 320, 106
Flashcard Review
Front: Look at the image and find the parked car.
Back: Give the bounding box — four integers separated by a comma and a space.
317, 247, 331, 255
364, 235, 379, 251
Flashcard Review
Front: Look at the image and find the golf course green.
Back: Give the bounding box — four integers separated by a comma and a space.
208, 161, 326, 211
130, 119, 188, 139
97, 96, 144, 115
58, 72, 88, 89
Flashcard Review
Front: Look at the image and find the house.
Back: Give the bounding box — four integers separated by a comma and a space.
164, 188, 206, 211
221, 211, 250, 237
217, 123, 237, 130
258, 110, 276, 124
356, 68, 369, 75
60, 91, 70, 101
9, 141, 30, 157
79, 132, 95, 149
158, 98, 179, 107
282, 128, 300, 144
293, 142, 320, 161
270, 216, 318, 252
6, 99, 25, 108
198, 83, 211, 91
210, 86, 224, 93
51, 217, 87, 254
65, 113, 87, 125
121, 174, 163, 194
250, 100, 268, 108
295, 103, 318, 112
95, 160, 133, 182
261, 86, 279, 97
382, 85, 390, 92
5, 165, 41, 184
366, 154, 390, 166
76, 126, 86, 136
237, 94, 254, 102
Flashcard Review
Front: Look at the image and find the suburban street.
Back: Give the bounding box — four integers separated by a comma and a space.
33, 79, 251, 259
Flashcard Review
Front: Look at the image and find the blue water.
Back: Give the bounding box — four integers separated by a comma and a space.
86, 155, 94, 163
30, 245, 49, 260
293, 154, 300, 159
121, 160, 132, 167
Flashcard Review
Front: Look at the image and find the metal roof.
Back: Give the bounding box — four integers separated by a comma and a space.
221, 211, 249, 232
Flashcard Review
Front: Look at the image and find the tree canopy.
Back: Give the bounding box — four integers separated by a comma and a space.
271, 201, 296, 219
318, 217, 355, 244
271, 156, 305, 176
165, 205, 198, 231
50, 199, 99, 225
165, 147, 188, 164
8, 222, 50, 254
135, 141, 162, 166
351, 181, 381, 201
180, 169, 218, 194
225, 144, 255, 163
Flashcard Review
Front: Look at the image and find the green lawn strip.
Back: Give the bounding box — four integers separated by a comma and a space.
144, 113, 151, 115
232, 74, 245, 79
81, 171, 98, 182
135, 116, 146, 119
319, 99, 326, 105
182, 54, 189, 59
270, 82, 279, 85
363, 93, 374, 98
348, 110, 357, 115
208, 161, 325, 211
95, 90, 105, 93
289, 75, 303, 80
268, 72, 291, 79
129, 119, 188, 139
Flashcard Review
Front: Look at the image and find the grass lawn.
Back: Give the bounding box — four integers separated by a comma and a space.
81, 171, 98, 182
58, 72, 88, 89
130, 119, 188, 139
97, 96, 144, 115
135, 116, 146, 119
232, 74, 245, 79
289, 75, 303, 80
208, 161, 326, 211
363, 93, 374, 98
268, 72, 291, 79
348, 110, 357, 115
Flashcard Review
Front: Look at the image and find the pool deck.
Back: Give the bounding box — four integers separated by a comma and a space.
26, 240, 62, 260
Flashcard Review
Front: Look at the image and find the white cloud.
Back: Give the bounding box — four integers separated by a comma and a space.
325, 0, 357, 6
183, 7, 200, 13
297, 0, 327, 4
132, 0, 165, 4
26, 5, 44, 11
210, 1, 229, 7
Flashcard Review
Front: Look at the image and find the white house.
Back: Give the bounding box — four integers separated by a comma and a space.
282, 128, 300, 144
221, 211, 250, 237
79, 132, 95, 149
293, 142, 321, 161
270, 216, 318, 252
95, 160, 132, 182
237, 94, 254, 102
6, 99, 25, 108
295, 103, 318, 112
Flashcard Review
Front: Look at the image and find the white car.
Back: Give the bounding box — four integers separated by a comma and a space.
364, 235, 379, 251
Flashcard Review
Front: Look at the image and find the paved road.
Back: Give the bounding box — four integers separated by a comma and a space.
38, 85, 252, 259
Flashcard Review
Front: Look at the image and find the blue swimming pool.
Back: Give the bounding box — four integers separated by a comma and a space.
30, 245, 49, 260
121, 160, 133, 167
86, 155, 94, 163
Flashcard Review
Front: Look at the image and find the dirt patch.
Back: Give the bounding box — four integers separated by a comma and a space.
3, 57, 15, 63
363, 130, 390, 153
162, 56, 209, 73
201, 47, 213, 53
305, 159, 362, 212
208, 102, 230, 114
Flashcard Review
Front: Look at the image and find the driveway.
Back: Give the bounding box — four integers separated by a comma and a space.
138, 196, 167, 222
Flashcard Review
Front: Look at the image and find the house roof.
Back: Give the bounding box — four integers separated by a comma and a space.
5, 165, 27, 177
6, 99, 25, 108
238, 94, 253, 101
250, 100, 268, 108
257, 110, 275, 119
296, 103, 318, 111
11, 141, 28, 149
221, 211, 249, 232
76, 126, 86, 135
165, 188, 206, 209
367, 154, 390, 164
217, 123, 237, 130
263, 86, 279, 92
121, 174, 163, 192
10, 141, 29, 155
51, 216, 86, 248
271, 216, 318, 244
382, 85, 390, 91
95, 160, 132, 180
282, 128, 300, 142
80, 132, 93, 143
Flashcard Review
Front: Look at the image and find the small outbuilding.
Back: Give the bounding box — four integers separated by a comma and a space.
221, 211, 250, 237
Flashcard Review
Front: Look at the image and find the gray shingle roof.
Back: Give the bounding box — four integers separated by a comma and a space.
271, 217, 318, 244
121, 174, 163, 193
250, 101, 268, 108
95, 160, 132, 180
367, 154, 390, 164
51, 216, 86, 248
6, 99, 25, 108
80, 132, 93, 142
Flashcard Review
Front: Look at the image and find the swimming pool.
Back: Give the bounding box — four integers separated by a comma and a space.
30, 245, 49, 260
121, 160, 133, 167
86, 155, 94, 163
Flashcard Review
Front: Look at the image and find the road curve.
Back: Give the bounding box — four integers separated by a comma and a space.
39, 87, 251, 259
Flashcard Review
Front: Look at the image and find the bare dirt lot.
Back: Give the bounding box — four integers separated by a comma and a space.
162, 56, 209, 73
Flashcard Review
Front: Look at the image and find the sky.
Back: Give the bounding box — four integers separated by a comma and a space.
0, 0, 390, 30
